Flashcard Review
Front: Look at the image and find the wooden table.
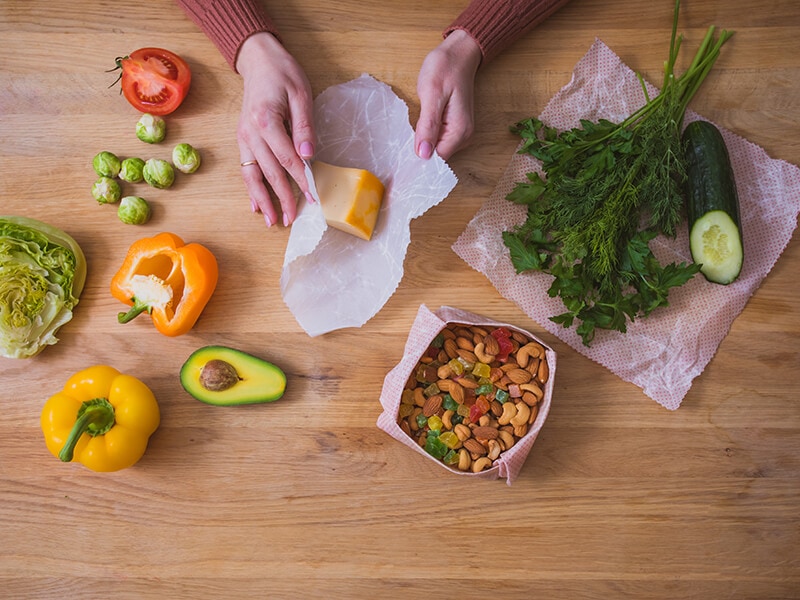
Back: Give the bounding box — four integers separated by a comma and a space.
2, 0, 799, 597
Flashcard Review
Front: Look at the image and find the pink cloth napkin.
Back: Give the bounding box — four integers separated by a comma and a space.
376, 305, 556, 485
452, 39, 800, 410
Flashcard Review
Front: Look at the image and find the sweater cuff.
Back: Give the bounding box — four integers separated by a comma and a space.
445, 0, 568, 64
179, 0, 281, 71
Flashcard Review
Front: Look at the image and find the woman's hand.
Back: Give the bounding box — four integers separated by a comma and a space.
414, 29, 483, 161
236, 32, 316, 227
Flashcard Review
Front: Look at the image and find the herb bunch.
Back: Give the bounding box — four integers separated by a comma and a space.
502, 0, 733, 345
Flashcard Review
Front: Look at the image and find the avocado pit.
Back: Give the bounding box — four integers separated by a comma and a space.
199, 359, 240, 391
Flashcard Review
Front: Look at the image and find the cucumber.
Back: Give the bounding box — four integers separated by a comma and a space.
682, 119, 743, 285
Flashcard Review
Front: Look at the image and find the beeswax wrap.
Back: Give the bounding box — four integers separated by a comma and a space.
452, 40, 800, 410
281, 74, 458, 336
376, 305, 556, 485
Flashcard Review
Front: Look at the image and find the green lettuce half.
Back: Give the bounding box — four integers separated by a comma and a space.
0, 216, 86, 358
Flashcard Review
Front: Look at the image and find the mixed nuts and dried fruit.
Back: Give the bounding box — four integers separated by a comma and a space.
397, 323, 550, 473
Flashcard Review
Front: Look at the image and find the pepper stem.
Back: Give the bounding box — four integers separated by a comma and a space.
118, 298, 151, 324
58, 398, 116, 463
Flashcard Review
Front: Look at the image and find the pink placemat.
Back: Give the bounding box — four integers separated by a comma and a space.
452, 39, 800, 410
376, 305, 556, 485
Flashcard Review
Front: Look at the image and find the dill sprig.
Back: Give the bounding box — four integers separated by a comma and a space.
502, 0, 733, 345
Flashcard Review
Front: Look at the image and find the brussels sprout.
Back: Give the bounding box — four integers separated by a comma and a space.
91, 176, 122, 205
119, 157, 146, 183
172, 143, 201, 174
92, 151, 121, 178
118, 196, 152, 225
142, 158, 175, 189
136, 113, 167, 144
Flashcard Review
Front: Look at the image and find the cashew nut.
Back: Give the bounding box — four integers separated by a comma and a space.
441, 409, 455, 430
520, 382, 544, 402
487, 439, 502, 461
473, 342, 496, 364
510, 401, 531, 428
409, 408, 422, 431
497, 429, 516, 451
437, 363, 453, 380
457, 448, 471, 472
471, 457, 493, 473
497, 401, 517, 426
413, 387, 426, 407
518, 341, 545, 368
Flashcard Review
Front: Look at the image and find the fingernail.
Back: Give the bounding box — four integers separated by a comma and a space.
283, 213, 290, 227
299, 142, 314, 158
305, 191, 315, 204
418, 140, 433, 159
264, 213, 273, 227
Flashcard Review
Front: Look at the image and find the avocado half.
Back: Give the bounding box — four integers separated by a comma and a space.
180, 345, 286, 406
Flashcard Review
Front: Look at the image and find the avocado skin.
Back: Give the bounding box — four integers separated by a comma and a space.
180, 345, 286, 405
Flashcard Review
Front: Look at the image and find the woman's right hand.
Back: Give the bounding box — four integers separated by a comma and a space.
235, 32, 316, 228
414, 29, 482, 161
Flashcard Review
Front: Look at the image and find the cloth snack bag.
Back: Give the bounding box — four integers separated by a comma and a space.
376, 305, 556, 485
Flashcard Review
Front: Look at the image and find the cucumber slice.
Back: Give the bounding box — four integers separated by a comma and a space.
689, 209, 743, 285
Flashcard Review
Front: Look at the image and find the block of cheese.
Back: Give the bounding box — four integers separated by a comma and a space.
311, 161, 385, 241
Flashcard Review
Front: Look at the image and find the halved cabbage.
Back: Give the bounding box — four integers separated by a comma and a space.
0, 216, 86, 358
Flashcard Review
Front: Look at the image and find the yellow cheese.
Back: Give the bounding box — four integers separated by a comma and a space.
311, 161, 385, 241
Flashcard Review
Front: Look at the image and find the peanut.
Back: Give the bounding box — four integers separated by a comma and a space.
453, 423, 472, 442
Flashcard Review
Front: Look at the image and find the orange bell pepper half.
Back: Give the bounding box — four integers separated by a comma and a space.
110, 232, 218, 337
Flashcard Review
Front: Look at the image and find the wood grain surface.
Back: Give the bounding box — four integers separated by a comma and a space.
1, 0, 799, 597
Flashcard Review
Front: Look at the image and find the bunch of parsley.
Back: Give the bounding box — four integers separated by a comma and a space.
502, 0, 733, 346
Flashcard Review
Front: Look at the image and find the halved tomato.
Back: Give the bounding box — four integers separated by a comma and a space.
113, 48, 191, 116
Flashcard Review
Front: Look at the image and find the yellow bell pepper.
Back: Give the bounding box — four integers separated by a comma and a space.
40, 365, 160, 472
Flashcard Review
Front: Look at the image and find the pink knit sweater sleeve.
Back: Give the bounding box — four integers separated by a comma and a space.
175, 0, 280, 71
445, 0, 571, 63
